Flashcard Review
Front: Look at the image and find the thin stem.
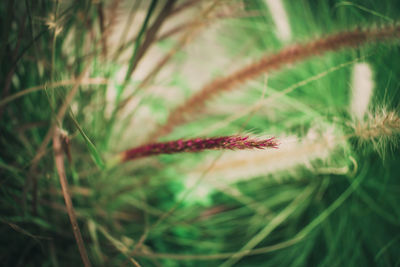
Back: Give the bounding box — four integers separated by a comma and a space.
53, 128, 92, 267
123, 0, 159, 87
23, 63, 91, 212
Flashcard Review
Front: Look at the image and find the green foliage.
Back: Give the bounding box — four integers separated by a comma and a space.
0, 0, 399, 266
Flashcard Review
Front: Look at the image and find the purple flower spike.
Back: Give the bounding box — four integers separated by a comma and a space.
120, 135, 278, 162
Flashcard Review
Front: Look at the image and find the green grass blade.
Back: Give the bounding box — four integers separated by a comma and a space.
70, 113, 105, 170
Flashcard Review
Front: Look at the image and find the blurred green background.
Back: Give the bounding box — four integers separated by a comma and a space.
1, 0, 399, 266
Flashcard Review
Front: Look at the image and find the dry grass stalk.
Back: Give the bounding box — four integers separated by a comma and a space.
0, 77, 108, 107
122, 0, 177, 88
53, 127, 92, 267
23, 63, 92, 214
111, 0, 209, 61
117, 1, 221, 113
151, 25, 400, 140
156, 2, 255, 42
101, 0, 122, 58
170, 0, 202, 17
97, 2, 107, 57
0, 17, 25, 118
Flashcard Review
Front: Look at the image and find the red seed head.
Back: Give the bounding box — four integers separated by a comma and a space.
121, 135, 278, 162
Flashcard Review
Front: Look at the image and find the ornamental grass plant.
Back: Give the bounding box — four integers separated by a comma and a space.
1, 0, 400, 266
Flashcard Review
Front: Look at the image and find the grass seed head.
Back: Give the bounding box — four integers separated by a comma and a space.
120, 135, 278, 162
353, 108, 400, 156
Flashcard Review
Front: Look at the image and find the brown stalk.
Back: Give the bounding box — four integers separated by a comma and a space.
157, 2, 258, 42
53, 127, 92, 267
96, 2, 107, 58
0, 77, 108, 108
111, 0, 202, 63
122, 0, 177, 88
31, 63, 91, 166
112, 0, 142, 62
149, 25, 400, 141
156, 3, 260, 42
23, 63, 91, 213
0, 16, 25, 119
117, 1, 220, 113
102, 0, 122, 59
170, 0, 201, 17
155, 20, 202, 42
117, 19, 205, 112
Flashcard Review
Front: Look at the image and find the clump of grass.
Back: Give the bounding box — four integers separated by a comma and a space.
53, 127, 91, 267
1, 1, 400, 267
150, 24, 400, 141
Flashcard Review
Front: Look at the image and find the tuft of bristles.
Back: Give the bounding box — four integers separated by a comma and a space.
150, 24, 400, 141
120, 136, 278, 162
353, 109, 400, 154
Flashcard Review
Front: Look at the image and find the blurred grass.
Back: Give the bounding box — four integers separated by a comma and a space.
1, 0, 400, 266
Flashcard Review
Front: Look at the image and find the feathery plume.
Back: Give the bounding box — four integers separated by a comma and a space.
188, 128, 344, 185
353, 109, 400, 155
350, 63, 374, 119
265, 0, 292, 42
151, 24, 400, 140
181, 127, 348, 202
119, 136, 278, 162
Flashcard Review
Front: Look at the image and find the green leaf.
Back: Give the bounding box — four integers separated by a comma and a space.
70, 113, 105, 170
